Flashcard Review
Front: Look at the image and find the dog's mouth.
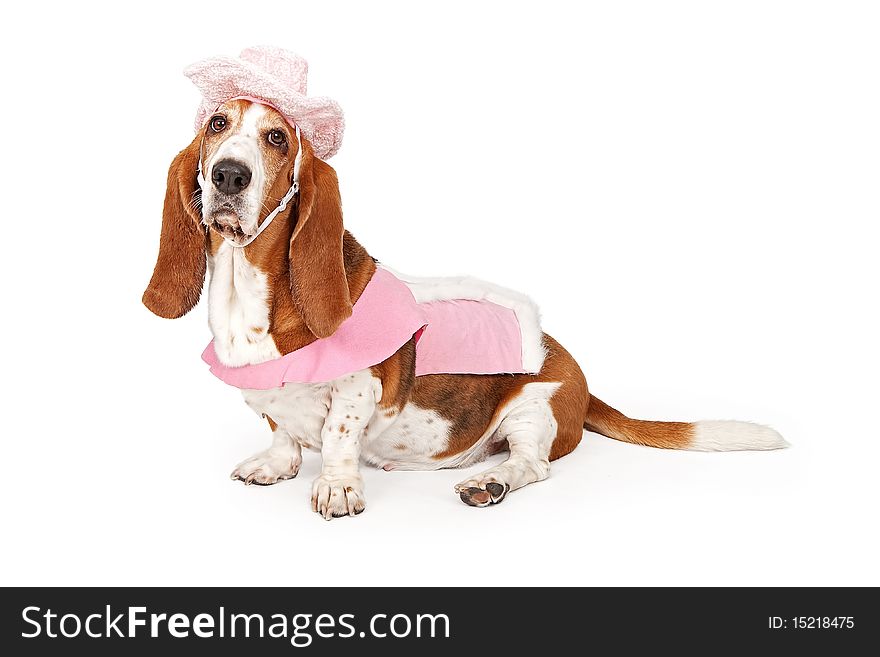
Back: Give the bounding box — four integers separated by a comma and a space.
207, 206, 254, 245
211, 221, 250, 243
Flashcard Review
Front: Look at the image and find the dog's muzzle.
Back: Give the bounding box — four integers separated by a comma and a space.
197, 124, 303, 249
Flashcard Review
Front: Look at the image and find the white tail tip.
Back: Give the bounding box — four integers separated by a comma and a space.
689, 420, 788, 452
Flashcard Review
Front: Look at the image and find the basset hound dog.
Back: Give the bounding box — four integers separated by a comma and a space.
143, 98, 786, 519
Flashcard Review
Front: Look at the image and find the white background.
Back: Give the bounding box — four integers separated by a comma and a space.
1, 1, 877, 587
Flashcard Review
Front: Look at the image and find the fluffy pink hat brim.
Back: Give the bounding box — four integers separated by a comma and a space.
185, 57, 344, 159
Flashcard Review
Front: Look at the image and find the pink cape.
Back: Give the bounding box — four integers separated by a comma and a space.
202, 267, 534, 390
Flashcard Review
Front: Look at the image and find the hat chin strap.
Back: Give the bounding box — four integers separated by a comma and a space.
197, 125, 303, 249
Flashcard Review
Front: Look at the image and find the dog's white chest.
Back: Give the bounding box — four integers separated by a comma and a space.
208, 244, 281, 366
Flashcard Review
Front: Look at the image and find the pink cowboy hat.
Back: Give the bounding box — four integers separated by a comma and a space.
184, 46, 344, 159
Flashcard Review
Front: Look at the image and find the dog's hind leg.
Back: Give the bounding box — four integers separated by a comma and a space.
454, 383, 560, 507
230, 416, 302, 486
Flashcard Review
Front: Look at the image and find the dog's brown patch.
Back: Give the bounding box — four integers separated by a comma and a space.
545, 337, 589, 460
415, 374, 525, 460
584, 397, 693, 449
370, 336, 417, 412
414, 335, 588, 461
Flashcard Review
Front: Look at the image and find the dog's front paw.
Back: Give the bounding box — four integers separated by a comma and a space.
311, 474, 365, 520
454, 477, 511, 507
231, 449, 301, 486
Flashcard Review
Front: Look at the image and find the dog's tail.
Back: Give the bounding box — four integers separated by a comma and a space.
584, 395, 787, 451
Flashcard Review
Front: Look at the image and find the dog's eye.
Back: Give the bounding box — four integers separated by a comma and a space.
268, 130, 286, 147
210, 116, 227, 132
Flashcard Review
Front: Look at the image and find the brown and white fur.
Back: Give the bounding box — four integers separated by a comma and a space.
143, 100, 786, 520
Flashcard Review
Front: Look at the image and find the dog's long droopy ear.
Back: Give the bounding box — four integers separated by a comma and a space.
142, 134, 207, 319
289, 142, 352, 338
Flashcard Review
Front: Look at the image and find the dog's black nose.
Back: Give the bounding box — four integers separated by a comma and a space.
211, 159, 251, 195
